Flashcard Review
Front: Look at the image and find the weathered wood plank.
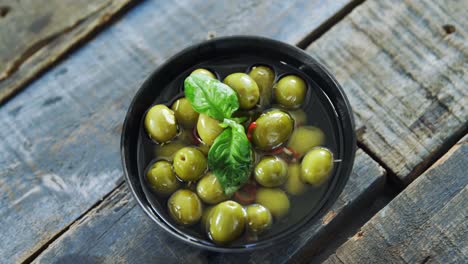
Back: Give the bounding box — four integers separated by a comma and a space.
324, 135, 468, 264
0, 0, 134, 104
306, 0, 468, 183
0, 0, 359, 262
33, 150, 385, 263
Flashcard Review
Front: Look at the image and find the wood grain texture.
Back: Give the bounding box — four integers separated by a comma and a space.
0, 0, 358, 262
306, 0, 468, 183
324, 135, 468, 264
0, 0, 134, 104
33, 150, 385, 263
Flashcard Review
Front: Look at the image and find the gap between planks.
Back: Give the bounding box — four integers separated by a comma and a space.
358, 124, 468, 189
0, 0, 141, 106
22, 181, 125, 264
296, 0, 366, 49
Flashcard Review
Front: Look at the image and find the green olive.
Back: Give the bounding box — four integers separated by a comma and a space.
224, 73, 260, 110
208, 201, 246, 243
254, 156, 288, 187
274, 75, 306, 108
249, 66, 275, 106
146, 160, 180, 196
197, 114, 223, 146
144, 104, 178, 143
288, 109, 307, 126
168, 189, 203, 226
196, 173, 230, 204
171, 98, 199, 128
256, 188, 290, 219
197, 143, 210, 156
177, 128, 195, 144
301, 147, 334, 186
284, 163, 307, 195
287, 126, 325, 157
191, 68, 216, 79
173, 147, 207, 182
246, 204, 272, 233
274, 106, 307, 126
155, 141, 186, 161
252, 110, 294, 150
201, 206, 214, 230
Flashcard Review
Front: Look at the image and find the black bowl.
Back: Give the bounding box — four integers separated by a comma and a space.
121, 36, 356, 252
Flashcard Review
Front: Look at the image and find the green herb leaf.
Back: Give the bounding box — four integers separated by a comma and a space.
229, 117, 248, 124
184, 74, 239, 121
208, 119, 252, 194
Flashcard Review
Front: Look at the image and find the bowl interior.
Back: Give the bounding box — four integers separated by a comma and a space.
121, 36, 356, 252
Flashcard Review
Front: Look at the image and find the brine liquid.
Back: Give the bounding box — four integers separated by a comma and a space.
137, 55, 342, 247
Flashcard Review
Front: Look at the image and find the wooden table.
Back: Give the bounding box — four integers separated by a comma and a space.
0, 0, 466, 263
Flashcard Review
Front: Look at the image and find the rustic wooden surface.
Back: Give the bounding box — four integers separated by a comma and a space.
324, 135, 468, 264
2, 0, 467, 262
33, 150, 385, 263
306, 0, 467, 184
0, 0, 134, 104
0, 0, 361, 262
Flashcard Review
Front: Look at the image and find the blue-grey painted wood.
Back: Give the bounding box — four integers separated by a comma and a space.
325, 135, 468, 264
33, 150, 385, 263
0, 0, 134, 104
306, 0, 468, 184
0, 0, 358, 262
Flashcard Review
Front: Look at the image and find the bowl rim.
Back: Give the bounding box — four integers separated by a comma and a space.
121, 35, 356, 252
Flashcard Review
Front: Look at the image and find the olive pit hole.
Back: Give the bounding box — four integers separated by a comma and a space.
442, 24, 456, 34
0, 6, 10, 17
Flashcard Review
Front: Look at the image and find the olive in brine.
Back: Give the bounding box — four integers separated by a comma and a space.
287, 109, 307, 126
252, 110, 293, 150
171, 97, 199, 128
144, 104, 178, 143
284, 163, 307, 195
196, 173, 230, 204
246, 204, 272, 234
201, 206, 215, 230
191, 68, 216, 79
208, 201, 246, 243
168, 189, 203, 226
249, 66, 275, 106
197, 143, 210, 156
301, 147, 334, 186
155, 141, 186, 161
287, 126, 325, 157
224, 73, 260, 110
173, 147, 207, 182
274, 75, 306, 108
197, 114, 223, 146
254, 156, 288, 187
256, 188, 290, 219
146, 160, 180, 196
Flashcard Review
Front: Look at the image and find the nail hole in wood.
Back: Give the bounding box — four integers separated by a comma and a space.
442, 24, 456, 34
0, 6, 10, 17
207, 31, 216, 40
421, 256, 431, 264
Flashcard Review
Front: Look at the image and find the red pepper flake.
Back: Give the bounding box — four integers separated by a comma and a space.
268, 146, 301, 163
234, 183, 257, 205
270, 147, 285, 155
192, 127, 202, 145
247, 122, 257, 141
285, 147, 301, 159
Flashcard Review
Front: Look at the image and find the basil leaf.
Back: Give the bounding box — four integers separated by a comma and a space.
229, 117, 248, 124
184, 74, 239, 121
208, 120, 252, 194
